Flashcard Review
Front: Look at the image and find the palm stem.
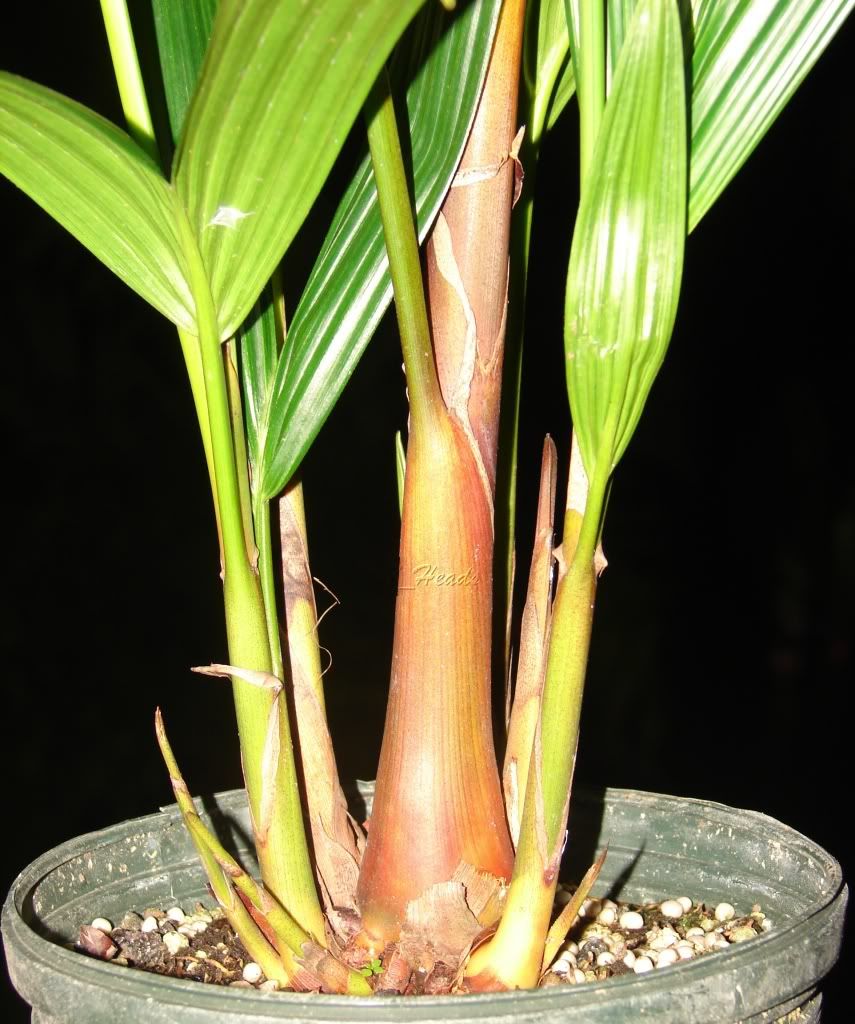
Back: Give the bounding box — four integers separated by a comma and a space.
173, 197, 324, 941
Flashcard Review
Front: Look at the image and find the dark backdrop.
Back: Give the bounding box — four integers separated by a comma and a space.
2, 5, 851, 1022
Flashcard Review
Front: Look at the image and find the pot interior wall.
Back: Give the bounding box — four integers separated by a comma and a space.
23, 785, 839, 944
4, 786, 846, 1024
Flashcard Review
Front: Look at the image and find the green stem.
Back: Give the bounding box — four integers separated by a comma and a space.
256, 495, 285, 680
155, 710, 298, 984
496, 6, 572, 688
224, 338, 257, 563
177, 326, 221, 558
364, 68, 444, 436
102, 0, 322, 949
466, 447, 611, 990
254, 269, 288, 680
99, 3, 220, 555
173, 198, 323, 941
98, 0, 160, 164
494, 125, 537, 688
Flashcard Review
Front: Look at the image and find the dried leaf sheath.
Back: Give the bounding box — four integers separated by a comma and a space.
279, 483, 363, 923
503, 436, 557, 845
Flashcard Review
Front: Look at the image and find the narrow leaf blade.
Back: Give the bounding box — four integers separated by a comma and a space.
0, 73, 195, 331
525, 0, 576, 141
689, 0, 853, 229
564, 0, 687, 480
151, 0, 218, 141
259, 0, 502, 499
175, 0, 427, 340
241, 292, 282, 474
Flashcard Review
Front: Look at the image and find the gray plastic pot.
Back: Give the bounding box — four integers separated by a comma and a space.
2, 785, 846, 1023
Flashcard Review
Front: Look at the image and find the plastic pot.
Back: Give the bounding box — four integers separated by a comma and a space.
2, 785, 846, 1023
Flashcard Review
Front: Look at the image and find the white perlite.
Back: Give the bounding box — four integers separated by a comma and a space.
162, 931, 190, 955
714, 902, 735, 922
242, 962, 264, 984
619, 910, 645, 930
541, 890, 767, 986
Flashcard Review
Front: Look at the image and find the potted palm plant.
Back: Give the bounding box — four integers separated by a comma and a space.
1, 0, 850, 1021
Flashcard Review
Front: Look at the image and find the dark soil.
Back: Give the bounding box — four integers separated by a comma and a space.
75, 893, 766, 994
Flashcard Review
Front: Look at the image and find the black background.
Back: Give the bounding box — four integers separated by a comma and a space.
2, 4, 852, 1022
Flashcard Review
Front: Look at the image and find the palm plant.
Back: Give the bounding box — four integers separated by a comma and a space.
1, 0, 850, 997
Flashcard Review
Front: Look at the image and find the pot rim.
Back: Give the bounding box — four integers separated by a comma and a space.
2, 786, 846, 1019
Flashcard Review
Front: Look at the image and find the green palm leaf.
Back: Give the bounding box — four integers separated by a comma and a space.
258, 0, 502, 500
173, 0, 427, 342
0, 73, 195, 332
600, 0, 851, 230
525, 0, 576, 142
564, 0, 687, 482
151, 0, 218, 142
689, 0, 853, 229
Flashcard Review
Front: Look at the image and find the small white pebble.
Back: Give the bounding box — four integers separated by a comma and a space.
649, 928, 679, 950
704, 933, 721, 950
177, 924, 197, 938
659, 900, 683, 919
622, 950, 636, 967
259, 979, 280, 992
166, 907, 186, 924
596, 951, 615, 967
551, 959, 570, 976
761, 918, 773, 932
555, 888, 572, 905
230, 980, 253, 988
90, 918, 112, 933
677, 897, 693, 912
714, 902, 735, 922
677, 944, 695, 961
714, 937, 730, 950
685, 926, 705, 937
633, 956, 654, 974
162, 931, 190, 955
656, 948, 679, 967
619, 910, 645, 930
573, 968, 587, 984
242, 962, 264, 984
141, 916, 159, 933
597, 907, 617, 926
558, 951, 577, 967
579, 898, 601, 918
564, 941, 579, 955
